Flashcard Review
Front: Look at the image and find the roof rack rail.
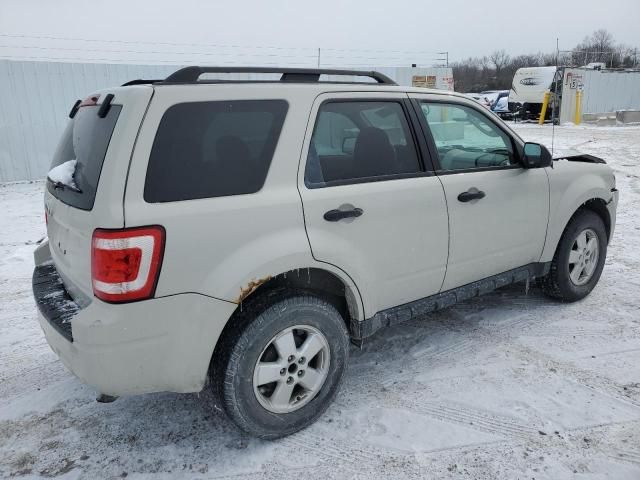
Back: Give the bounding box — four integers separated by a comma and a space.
161, 66, 397, 85
121, 79, 163, 86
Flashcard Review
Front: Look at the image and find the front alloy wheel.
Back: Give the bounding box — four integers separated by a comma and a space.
568, 228, 600, 286
542, 209, 607, 302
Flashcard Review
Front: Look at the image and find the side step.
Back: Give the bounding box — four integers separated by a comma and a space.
351, 262, 550, 342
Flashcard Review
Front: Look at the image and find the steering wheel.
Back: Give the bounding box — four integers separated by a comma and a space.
474, 152, 494, 167
467, 114, 499, 137
475, 150, 512, 167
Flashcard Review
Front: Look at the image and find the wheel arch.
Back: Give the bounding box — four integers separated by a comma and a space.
236, 267, 362, 327
542, 195, 611, 262
581, 198, 611, 241
208, 266, 361, 385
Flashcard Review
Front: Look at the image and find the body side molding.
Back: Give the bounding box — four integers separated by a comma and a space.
351, 262, 551, 342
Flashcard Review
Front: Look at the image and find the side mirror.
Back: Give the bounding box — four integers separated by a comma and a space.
522, 142, 552, 168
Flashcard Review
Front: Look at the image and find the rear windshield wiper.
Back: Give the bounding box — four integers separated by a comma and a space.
49, 178, 83, 194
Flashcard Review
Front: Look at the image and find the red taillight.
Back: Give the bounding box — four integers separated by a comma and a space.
91, 226, 165, 303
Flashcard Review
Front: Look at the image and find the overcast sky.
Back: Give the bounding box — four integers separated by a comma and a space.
1, 0, 638, 67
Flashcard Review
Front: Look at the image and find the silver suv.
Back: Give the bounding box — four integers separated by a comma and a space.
33, 67, 618, 439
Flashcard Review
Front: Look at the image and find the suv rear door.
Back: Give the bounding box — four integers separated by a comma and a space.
45, 87, 153, 302
298, 92, 449, 318
410, 93, 549, 290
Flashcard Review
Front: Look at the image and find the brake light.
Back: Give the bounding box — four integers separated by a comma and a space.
91, 226, 165, 303
79, 94, 100, 107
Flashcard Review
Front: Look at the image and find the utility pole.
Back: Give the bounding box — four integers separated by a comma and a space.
317, 48, 321, 68
437, 51, 449, 67
552, 37, 560, 152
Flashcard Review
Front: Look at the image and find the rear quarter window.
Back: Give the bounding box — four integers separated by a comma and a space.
144, 100, 288, 203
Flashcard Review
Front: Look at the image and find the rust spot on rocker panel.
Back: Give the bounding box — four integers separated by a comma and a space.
236, 276, 273, 303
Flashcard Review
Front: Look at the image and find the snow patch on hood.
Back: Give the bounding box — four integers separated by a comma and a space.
47, 159, 78, 190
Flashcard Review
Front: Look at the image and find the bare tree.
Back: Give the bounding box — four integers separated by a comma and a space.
450, 30, 637, 92
590, 29, 615, 54
489, 50, 510, 75
573, 29, 616, 66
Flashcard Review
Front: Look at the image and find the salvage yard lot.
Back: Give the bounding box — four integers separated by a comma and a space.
1, 123, 639, 479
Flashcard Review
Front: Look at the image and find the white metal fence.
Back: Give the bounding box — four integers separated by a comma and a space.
0, 60, 452, 182
0, 60, 178, 182
559, 68, 640, 124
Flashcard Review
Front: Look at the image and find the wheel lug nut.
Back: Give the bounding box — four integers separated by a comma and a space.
298, 370, 304, 377
279, 368, 286, 376
287, 376, 294, 384
298, 357, 306, 364
287, 355, 295, 362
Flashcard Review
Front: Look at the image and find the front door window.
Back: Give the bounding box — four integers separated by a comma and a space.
418, 102, 516, 171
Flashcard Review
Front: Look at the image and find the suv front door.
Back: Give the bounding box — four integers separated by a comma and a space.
298, 92, 449, 317
411, 95, 550, 290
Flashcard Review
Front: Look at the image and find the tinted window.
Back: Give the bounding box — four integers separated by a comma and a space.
306, 101, 421, 187
48, 105, 122, 210
145, 100, 288, 202
419, 102, 516, 171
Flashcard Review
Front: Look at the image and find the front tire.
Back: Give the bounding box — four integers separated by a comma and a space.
214, 293, 350, 439
542, 210, 607, 302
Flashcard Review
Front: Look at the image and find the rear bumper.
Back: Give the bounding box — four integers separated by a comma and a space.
34, 240, 237, 396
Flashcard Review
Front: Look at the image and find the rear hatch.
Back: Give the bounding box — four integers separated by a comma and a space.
45, 87, 153, 304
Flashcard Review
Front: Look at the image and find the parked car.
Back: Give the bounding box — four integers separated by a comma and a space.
465, 92, 484, 102
34, 67, 619, 439
464, 92, 505, 110
491, 91, 512, 119
477, 90, 501, 108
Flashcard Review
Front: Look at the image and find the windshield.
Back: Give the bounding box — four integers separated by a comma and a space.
47, 104, 122, 210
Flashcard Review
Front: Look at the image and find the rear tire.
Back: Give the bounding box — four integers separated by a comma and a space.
542, 210, 607, 302
213, 293, 350, 439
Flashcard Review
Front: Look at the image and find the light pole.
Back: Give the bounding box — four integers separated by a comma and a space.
437, 51, 449, 67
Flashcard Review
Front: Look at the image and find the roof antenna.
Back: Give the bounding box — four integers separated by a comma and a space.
551, 37, 560, 158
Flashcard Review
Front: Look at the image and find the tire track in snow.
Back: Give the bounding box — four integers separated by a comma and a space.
608, 450, 640, 466
278, 432, 384, 472
379, 338, 478, 389
512, 344, 640, 409
394, 399, 537, 440
518, 327, 618, 338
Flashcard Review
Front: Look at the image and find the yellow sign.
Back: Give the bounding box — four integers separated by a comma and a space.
412, 75, 438, 88
412, 75, 427, 87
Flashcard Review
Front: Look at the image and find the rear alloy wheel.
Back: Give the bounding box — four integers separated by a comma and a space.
215, 294, 349, 439
252, 325, 331, 414
543, 210, 607, 302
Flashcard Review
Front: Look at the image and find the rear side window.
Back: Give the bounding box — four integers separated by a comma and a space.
144, 100, 288, 202
48, 105, 122, 210
305, 101, 421, 187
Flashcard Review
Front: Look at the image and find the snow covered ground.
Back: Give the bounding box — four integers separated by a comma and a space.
1, 124, 639, 479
